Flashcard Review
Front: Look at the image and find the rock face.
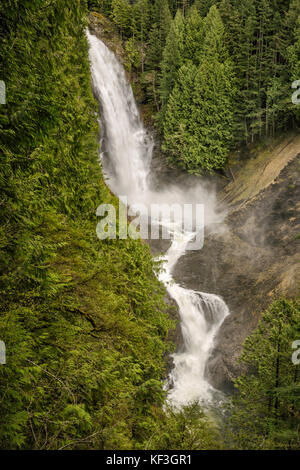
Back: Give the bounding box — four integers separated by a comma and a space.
173, 151, 300, 392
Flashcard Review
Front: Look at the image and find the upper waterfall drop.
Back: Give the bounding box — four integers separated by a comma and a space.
87, 30, 230, 408
87, 31, 152, 201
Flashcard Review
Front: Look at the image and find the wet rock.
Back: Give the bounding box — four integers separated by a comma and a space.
173, 154, 300, 392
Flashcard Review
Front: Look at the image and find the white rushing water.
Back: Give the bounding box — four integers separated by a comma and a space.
87, 31, 229, 408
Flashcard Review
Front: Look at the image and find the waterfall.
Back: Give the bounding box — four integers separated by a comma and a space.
87, 32, 152, 200
87, 31, 229, 408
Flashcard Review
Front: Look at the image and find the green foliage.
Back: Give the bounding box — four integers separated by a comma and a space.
148, 403, 223, 450
159, 10, 185, 108
110, 0, 132, 37
2, 0, 300, 450
0, 0, 177, 450
162, 62, 197, 166
162, 6, 236, 173
133, 0, 151, 43
100, 0, 300, 173
124, 37, 142, 73
227, 299, 300, 450
147, 0, 172, 69
202, 4, 227, 61
218, 0, 300, 143
194, 0, 219, 17
183, 6, 204, 64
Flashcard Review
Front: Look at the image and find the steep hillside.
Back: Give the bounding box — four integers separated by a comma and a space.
174, 135, 300, 391
0, 1, 175, 449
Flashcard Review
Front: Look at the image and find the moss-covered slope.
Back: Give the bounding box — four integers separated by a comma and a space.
0, 0, 175, 449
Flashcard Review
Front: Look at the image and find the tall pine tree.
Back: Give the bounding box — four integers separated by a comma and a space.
159, 9, 185, 109
228, 299, 300, 450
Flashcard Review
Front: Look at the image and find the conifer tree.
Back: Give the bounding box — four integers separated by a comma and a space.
168, 0, 194, 16
104, 0, 299, 164
148, 0, 172, 68
132, 0, 151, 72
162, 62, 198, 168
228, 299, 300, 450
159, 9, 185, 108
162, 4, 235, 173
110, 0, 132, 38
184, 5, 204, 65
287, 16, 300, 84
133, 0, 151, 44
194, 0, 219, 17
202, 4, 227, 61
190, 58, 235, 172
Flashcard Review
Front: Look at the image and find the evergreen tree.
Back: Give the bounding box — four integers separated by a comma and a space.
168, 0, 194, 16
148, 0, 172, 69
189, 58, 235, 172
146, 0, 172, 110
218, 0, 294, 143
133, 0, 151, 44
110, 0, 132, 38
132, 0, 151, 72
159, 9, 185, 108
88, 0, 112, 15
102, 0, 299, 157
202, 4, 228, 61
195, 0, 220, 18
162, 62, 198, 167
228, 299, 300, 450
183, 5, 204, 65
162, 4, 235, 173
287, 15, 300, 88
284, 0, 300, 35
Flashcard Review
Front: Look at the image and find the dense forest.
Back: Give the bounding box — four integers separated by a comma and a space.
90, 0, 300, 173
0, 0, 300, 451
